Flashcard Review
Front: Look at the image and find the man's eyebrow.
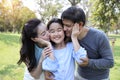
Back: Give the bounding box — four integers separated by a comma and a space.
64, 24, 70, 26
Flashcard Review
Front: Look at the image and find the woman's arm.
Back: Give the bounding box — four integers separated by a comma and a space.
31, 37, 55, 79
30, 61, 43, 79
29, 49, 46, 79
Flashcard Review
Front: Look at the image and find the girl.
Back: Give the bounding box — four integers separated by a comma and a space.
42, 18, 87, 80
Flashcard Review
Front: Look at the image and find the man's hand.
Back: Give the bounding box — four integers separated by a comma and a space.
78, 57, 89, 67
44, 71, 54, 80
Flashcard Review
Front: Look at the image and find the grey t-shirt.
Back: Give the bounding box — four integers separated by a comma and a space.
78, 27, 114, 80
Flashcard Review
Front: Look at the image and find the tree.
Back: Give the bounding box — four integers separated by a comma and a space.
68, 0, 81, 6
0, 0, 9, 32
0, 0, 36, 32
36, 0, 63, 23
90, 0, 120, 33
16, 7, 36, 33
113, 14, 120, 34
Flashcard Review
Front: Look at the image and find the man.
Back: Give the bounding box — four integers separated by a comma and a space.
61, 6, 114, 80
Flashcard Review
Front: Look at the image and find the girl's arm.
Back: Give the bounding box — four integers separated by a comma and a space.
71, 23, 87, 64
71, 23, 81, 51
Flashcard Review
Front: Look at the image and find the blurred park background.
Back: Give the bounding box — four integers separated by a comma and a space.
0, 0, 120, 80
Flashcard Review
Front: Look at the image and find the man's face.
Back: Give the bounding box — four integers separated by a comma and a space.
62, 19, 74, 37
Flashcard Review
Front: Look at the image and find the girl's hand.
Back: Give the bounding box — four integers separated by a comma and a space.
71, 23, 80, 38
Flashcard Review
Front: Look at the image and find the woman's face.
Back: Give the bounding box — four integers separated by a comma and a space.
49, 22, 65, 44
37, 23, 49, 41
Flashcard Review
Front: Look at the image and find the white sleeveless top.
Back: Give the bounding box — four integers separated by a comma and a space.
23, 67, 45, 80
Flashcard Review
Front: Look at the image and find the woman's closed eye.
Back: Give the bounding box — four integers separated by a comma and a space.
41, 31, 46, 36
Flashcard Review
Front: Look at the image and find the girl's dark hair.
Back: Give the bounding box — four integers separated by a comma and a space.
47, 18, 63, 29
47, 18, 68, 45
61, 6, 86, 26
17, 18, 42, 72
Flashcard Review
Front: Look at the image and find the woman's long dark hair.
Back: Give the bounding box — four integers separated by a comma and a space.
17, 18, 42, 72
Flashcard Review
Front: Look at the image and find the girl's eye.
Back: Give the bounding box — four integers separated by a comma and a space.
49, 28, 63, 33
49, 30, 55, 33
58, 29, 62, 32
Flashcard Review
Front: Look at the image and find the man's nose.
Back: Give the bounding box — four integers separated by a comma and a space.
64, 26, 68, 31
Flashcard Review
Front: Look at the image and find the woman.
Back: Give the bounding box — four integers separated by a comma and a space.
17, 18, 51, 80
42, 18, 87, 80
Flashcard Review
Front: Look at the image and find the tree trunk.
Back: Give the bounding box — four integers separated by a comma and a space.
68, 0, 81, 6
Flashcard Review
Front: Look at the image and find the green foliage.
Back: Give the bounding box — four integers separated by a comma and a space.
68, 0, 81, 6
90, 0, 120, 33
36, 0, 63, 23
0, 0, 36, 33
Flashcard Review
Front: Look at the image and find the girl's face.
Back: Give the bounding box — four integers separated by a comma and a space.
49, 22, 65, 44
37, 23, 49, 41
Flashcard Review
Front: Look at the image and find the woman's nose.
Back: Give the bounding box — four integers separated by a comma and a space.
46, 31, 49, 36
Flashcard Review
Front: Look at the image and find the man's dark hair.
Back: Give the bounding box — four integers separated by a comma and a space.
61, 6, 86, 26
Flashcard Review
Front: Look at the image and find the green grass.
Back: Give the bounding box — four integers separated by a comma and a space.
0, 33, 25, 80
0, 33, 120, 80
109, 34, 120, 80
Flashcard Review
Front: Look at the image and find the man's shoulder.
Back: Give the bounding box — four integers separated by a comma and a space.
89, 27, 108, 43
89, 27, 105, 35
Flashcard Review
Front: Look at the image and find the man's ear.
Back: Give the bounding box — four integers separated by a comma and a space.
79, 22, 83, 27
78, 22, 83, 30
